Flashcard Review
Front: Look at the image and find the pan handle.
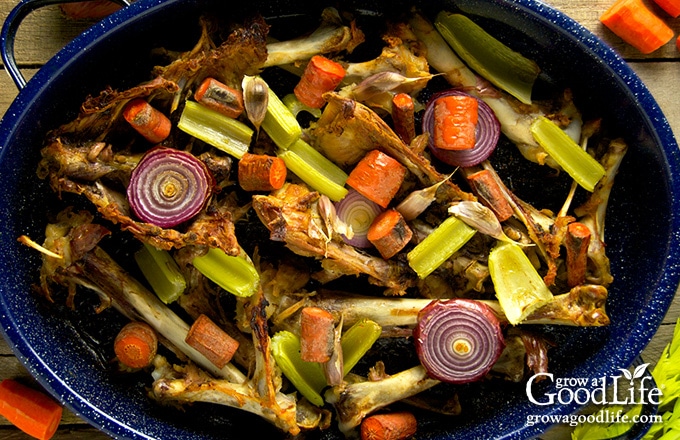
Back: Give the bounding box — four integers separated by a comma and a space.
1, 0, 130, 90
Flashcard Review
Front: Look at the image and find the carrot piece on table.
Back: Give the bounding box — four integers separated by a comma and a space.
367, 209, 413, 259
653, 0, 680, 18
114, 321, 159, 369
294, 55, 346, 109
185, 314, 240, 369
600, 0, 674, 54
60, 0, 122, 19
466, 169, 513, 221
346, 150, 407, 208
194, 77, 245, 118
391, 93, 416, 145
300, 307, 336, 363
0, 379, 63, 440
360, 412, 417, 440
123, 98, 172, 144
432, 94, 478, 151
238, 153, 287, 191
565, 222, 591, 287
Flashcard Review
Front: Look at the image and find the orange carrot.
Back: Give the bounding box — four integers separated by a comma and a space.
432, 95, 478, 151
238, 153, 287, 191
565, 222, 591, 287
185, 314, 240, 369
0, 379, 63, 440
392, 93, 416, 144
346, 150, 407, 208
466, 169, 513, 221
294, 55, 346, 109
361, 412, 417, 440
600, 0, 674, 54
114, 321, 158, 369
367, 209, 413, 259
60, 0, 123, 19
123, 98, 172, 144
300, 307, 336, 363
194, 77, 244, 118
653, 0, 680, 18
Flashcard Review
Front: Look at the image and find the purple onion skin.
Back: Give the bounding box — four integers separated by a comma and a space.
414, 299, 505, 384
127, 147, 214, 229
422, 89, 501, 168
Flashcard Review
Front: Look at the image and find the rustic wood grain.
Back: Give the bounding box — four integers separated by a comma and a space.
0, 0, 679, 438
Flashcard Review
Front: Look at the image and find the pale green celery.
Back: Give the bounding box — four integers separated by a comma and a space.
259, 79, 303, 149
278, 138, 349, 201
178, 101, 253, 159
134, 243, 186, 304
283, 93, 322, 119
434, 12, 540, 105
271, 331, 327, 406
341, 318, 381, 374
530, 116, 606, 192
192, 248, 259, 297
407, 216, 476, 279
488, 241, 553, 325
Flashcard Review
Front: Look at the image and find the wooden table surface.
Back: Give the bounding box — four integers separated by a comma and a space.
1, 0, 679, 438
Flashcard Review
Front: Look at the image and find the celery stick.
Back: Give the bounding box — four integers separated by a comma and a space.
258, 78, 303, 149
278, 138, 349, 201
435, 12, 540, 105
178, 101, 253, 159
407, 216, 476, 278
488, 241, 554, 325
283, 93, 322, 119
134, 243, 186, 304
530, 116, 606, 192
192, 248, 259, 297
341, 319, 381, 374
271, 331, 327, 406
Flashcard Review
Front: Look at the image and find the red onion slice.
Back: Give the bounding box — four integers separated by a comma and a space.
334, 189, 384, 248
127, 148, 214, 228
414, 299, 505, 384
422, 89, 500, 167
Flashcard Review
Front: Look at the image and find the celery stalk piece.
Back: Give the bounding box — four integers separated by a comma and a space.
134, 243, 186, 304
283, 93, 322, 119
271, 331, 327, 406
278, 138, 349, 201
252, 77, 302, 149
407, 216, 476, 278
434, 12, 540, 105
192, 248, 259, 297
341, 318, 382, 374
178, 100, 254, 159
488, 241, 554, 325
530, 116, 606, 192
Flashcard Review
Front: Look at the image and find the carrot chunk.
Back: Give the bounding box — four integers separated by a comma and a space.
114, 321, 158, 369
238, 153, 287, 191
391, 93, 416, 144
294, 55, 346, 109
0, 379, 63, 440
194, 77, 245, 118
367, 209, 413, 259
346, 150, 407, 208
432, 95, 478, 151
185, 314, 240, 369
653, 0, 680, 18
466, 169, 513, 221
123, 98, 172, 144
300, 307, 336, 363
360, 412, 417, 440
600, 0, 674, 54
565, 222, 592, 287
